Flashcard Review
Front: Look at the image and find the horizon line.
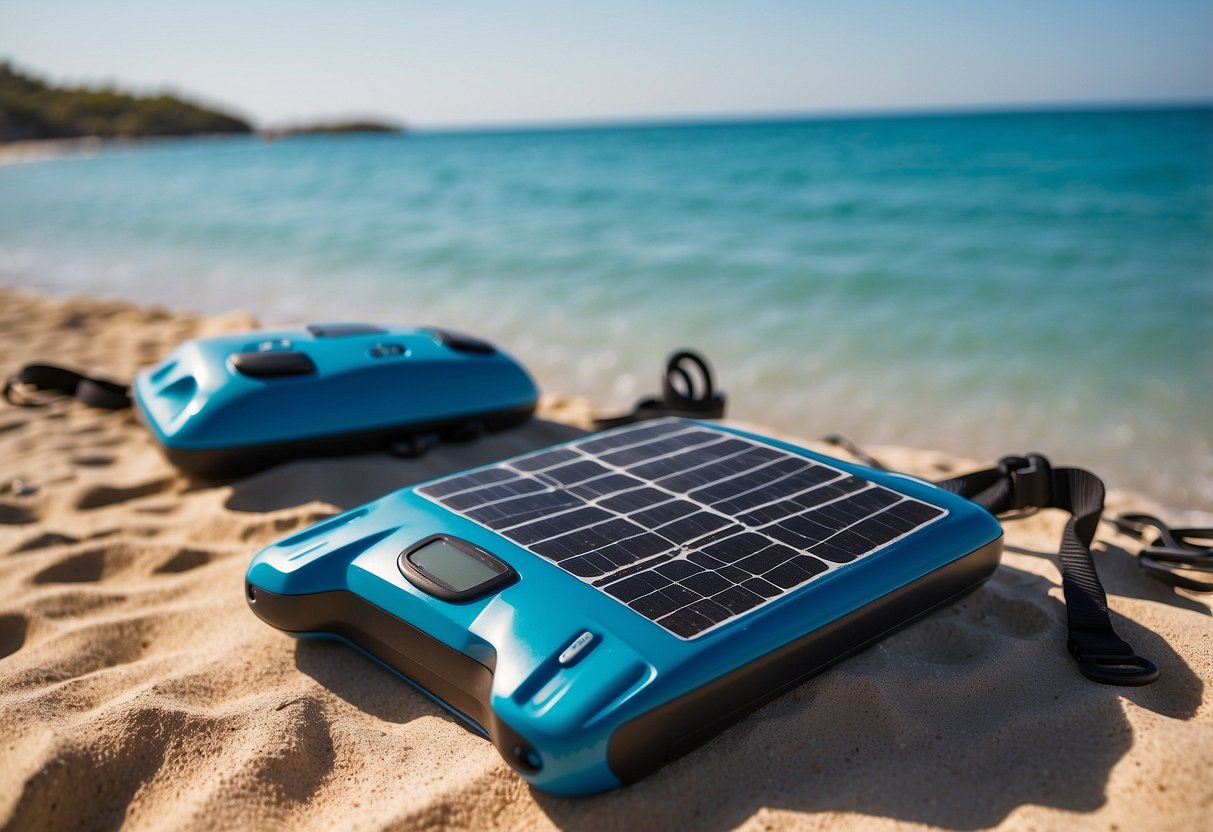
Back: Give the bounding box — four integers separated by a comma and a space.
405, 99, 1213, 135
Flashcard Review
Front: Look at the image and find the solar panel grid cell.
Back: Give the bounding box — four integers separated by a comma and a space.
418, 422, 946, 639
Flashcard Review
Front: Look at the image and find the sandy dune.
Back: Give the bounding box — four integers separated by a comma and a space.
0, 288, 1208, 831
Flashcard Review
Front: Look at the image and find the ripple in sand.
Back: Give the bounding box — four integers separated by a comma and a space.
75, 477, 175, 510
10, 531, 79, 554
71, 455, 115, 467
154, 548, 212, 574
0, 502, 37, 525
32, 548, 110, 584
0, 612, 29, 659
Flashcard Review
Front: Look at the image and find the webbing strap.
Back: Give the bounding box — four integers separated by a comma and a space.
936, 453, 1159, 686
3, 363, 131, 410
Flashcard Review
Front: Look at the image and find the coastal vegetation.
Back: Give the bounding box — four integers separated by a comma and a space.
263, 120, 404, 139
0, 61, 252, 142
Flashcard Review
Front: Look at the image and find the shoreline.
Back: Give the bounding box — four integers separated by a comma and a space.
0, 287, 1209, 830
4, 282, 1208, 520
0, 136, 114, 166
0, 130, 405, 168
0, 134, 260, 167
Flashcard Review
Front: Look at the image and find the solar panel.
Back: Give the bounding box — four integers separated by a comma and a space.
417, 420, 947, 639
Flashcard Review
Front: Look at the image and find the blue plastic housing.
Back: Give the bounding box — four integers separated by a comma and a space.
245, 420, 1003, 795
132, 324, 538, 476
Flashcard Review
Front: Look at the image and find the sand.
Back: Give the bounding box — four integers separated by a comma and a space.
0, 287, 1209, 831
0, 137, 235, 168
0, 138, 120, 167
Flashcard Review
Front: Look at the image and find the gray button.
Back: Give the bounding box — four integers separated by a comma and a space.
558, 631, 596, 667
307, 323, 387, 338
230, 350, 316, 377
370, 343, 407, 358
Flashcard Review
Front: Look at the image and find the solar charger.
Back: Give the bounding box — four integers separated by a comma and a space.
245, 419, 1002, 795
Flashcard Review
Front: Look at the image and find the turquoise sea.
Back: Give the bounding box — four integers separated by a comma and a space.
1, 108, 1210, 509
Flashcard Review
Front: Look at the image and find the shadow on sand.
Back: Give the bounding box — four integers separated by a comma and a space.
289, 561, 1201, 829
530, 561, 1201, 829
222, 417, 587, 513
1005, 541, 1211, 617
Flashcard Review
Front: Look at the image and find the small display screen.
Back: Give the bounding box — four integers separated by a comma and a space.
408, 538, 505, 593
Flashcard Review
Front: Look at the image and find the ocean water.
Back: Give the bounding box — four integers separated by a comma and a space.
1, 109, 1210, 510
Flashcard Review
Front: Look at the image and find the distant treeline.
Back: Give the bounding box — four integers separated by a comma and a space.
0, 61, 253, 142
263, 120, 405, 139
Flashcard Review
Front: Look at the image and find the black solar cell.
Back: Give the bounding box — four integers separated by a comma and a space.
419, 466, 518, 498
508, 447, 581, 472
418, 421, 946, 639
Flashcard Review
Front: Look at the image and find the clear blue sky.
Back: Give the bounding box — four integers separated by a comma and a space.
2, 1, 1210, 128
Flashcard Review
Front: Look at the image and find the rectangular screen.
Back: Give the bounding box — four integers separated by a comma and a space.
407, 538, 507, 593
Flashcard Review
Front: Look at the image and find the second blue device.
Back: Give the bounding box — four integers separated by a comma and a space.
246, 419, 1003, 795
132, 323, 538, 476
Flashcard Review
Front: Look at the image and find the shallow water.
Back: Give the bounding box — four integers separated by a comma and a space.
1, 109, 1210, 508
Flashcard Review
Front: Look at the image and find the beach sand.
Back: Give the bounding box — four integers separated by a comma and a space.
0, 287, 1208, 831
0, 138, 117, 167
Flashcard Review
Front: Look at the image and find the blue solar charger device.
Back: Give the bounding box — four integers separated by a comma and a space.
245, 419, 1003, 795
131, 323, 539, 476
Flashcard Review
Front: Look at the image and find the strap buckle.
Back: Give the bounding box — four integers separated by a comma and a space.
3, 374, 66, 408
998, 452, 1053, 511
1070, 646, 1160, 686
1113, 513, 1213, 592
1067, 635, 1160, 686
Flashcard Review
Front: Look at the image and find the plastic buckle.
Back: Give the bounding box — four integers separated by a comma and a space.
999, 453, 1053, 511
1069, 639, 1160, 686
3, 376, 61, 408
1114, 513, 1213, 592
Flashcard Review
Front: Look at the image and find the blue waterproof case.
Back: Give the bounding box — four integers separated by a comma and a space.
245, 419, 1002, 795
132, 324, 538, 476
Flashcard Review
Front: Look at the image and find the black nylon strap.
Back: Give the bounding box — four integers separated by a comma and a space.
3, 363, 131, 410
937, 453, 1159, 686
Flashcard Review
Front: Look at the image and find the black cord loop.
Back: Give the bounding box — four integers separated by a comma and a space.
593, 349, 726, 429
